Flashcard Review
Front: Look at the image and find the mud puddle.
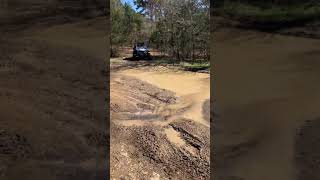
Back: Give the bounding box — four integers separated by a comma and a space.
119, 69, 210, 127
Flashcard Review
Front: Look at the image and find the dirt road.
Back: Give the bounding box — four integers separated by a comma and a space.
0, 17, 107, 179
213, 27, 320, 180
110, 58, 211, 179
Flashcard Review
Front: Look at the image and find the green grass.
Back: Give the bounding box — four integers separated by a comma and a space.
181, 62, 210, 71
152, 58, 210, 72
217, 2, 320, 29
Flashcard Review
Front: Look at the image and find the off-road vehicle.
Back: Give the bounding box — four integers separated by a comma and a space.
133, 42, 152, 60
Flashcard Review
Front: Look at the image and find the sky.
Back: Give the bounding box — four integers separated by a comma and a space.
120, 0, 139, 11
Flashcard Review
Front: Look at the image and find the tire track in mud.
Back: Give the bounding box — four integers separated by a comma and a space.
110, 64, 210, 179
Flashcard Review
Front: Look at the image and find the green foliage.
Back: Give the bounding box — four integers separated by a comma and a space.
182, 62, 210, 71
111, 0, 143, 56
145, 0, 210, 61
111, 0, 209, 62
152, 58, 210, 71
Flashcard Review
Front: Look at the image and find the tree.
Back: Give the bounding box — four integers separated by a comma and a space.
146, 0, 210, 61
112, 0, 210, 61
111, 0, 143, 57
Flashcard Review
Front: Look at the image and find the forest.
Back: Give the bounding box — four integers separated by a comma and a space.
111, 0, 210, 64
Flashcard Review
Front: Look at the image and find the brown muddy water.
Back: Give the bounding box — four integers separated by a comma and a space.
119, 68, 210, 127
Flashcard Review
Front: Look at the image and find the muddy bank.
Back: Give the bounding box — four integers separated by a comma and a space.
110, 60, 210, 179
213, 26, 320, 180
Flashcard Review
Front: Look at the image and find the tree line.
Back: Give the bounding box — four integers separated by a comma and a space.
111, 0, 210, 62
111, 0, 144, 57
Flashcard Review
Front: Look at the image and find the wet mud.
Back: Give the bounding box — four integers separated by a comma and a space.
110, 60, 210, 179
213, 27, 320, 180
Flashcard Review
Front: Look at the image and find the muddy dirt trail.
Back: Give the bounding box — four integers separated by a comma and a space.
213, 27, 320, 180
0, 17, 107, 179
110, 59, 210, 179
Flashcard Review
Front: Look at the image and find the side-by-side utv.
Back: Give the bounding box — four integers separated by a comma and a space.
133, 42, 152, 60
